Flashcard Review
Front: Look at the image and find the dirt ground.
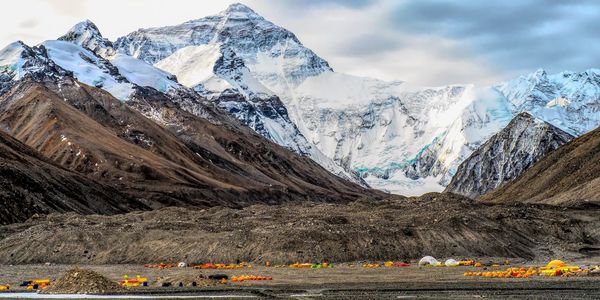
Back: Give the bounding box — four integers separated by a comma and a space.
1, 262, 599, 299
1, 196, 599, 265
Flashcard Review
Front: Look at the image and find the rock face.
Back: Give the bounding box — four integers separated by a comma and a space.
58, 20, 116, 58
155, 44, 314, 155
445, 112, 574, 198
480, 122, 600, 206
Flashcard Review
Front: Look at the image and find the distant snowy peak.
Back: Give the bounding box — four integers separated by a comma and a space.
497, 68, 600, 135
59, 20, 115, 58
52, 20, 193, 98
445, 112, 574, 198
115, 3, 332, 87
0, 41, 72, 94
219, 2, 263, 19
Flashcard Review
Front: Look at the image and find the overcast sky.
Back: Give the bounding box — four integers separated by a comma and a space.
2, 0, 598, 86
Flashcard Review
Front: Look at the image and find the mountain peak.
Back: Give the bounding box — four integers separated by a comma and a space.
76, 19, 100, 33
532, 68, 547, 78
63, 20, 103, 39
225, 3, 254, 13
514, 111, 534, 120
220, 2, 262, 19
59, 19, 115, 58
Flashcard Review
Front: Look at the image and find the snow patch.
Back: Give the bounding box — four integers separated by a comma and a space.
155, 44, 222, 89
546, 97, 570, 108
111, 53, 178, 93
42, 40, 134, 101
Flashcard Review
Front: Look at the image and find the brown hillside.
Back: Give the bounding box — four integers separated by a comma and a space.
0, 129, 145, 225
0, 78, 382, 215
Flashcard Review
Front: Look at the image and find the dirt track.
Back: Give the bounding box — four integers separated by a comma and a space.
1, 263, 599, 299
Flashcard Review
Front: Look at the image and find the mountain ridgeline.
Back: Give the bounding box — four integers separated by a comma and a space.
0, 2, 598, 225
114, 3, 600, 195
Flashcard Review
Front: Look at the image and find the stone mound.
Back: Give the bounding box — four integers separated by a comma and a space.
41, 268, 124, 294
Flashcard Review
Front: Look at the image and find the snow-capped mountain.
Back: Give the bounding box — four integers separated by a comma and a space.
114, 3, 600, 195
115, 3, 331, 84
445, 112, 574, 198
115, 4, 362, 184
0, 18, 363, 185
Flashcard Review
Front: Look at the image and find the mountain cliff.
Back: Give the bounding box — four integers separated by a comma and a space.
480, 123, 600, 206
445, 112, 573, 198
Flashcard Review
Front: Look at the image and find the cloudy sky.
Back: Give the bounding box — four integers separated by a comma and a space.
2, 0, 598, 85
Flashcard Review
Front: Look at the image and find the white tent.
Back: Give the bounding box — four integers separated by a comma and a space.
418, 256, 439, 266
445, 258, 459, 266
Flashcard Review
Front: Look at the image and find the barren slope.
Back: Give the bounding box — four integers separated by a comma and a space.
0, 193, 598, 264
0, 129, 144, 225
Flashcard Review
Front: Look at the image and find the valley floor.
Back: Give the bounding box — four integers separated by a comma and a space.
0, 263, 600, 299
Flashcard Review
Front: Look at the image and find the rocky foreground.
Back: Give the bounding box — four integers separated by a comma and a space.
0, 193, 598, 264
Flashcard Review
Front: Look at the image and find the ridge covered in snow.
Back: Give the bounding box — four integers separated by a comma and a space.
59, 19, 116, 58
497, 68, 600, 136
0, 41, 73, 94
115, 6, 363, 184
